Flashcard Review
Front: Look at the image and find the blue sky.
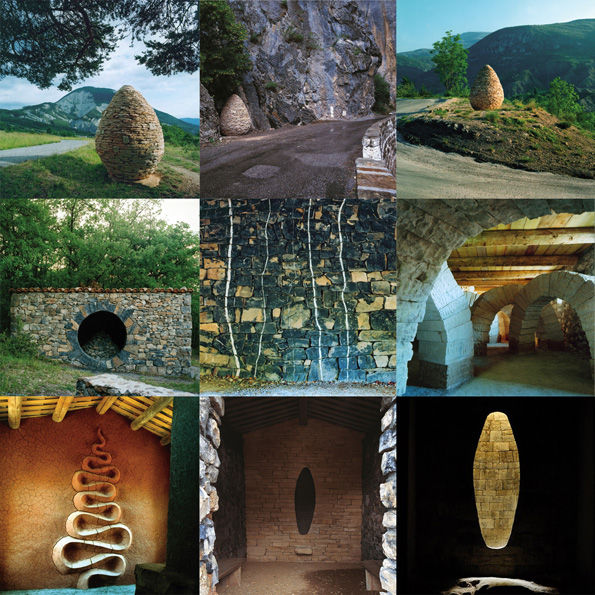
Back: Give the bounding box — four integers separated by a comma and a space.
0, 37, 198, 119
397, 0, 595, 52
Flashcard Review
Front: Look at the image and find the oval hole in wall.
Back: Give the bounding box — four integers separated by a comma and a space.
473, 411, 520, 549
295, 467, 315, 535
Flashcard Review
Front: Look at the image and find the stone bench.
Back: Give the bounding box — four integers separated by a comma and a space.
361, 560, 383, 591
218, 558, 246, 588
76, 374, 198, 396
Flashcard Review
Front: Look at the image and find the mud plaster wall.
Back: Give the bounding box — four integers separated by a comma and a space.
0, 408, 170, 590
362, 427, 384, 560
244, 417, 363, 562
213, 425, 247, 560
199, 199, 396, 383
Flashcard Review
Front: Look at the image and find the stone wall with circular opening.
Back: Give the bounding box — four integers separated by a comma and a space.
10, 288, 193, 376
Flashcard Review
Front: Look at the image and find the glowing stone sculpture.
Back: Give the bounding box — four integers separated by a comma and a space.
52, 429, 132, 589
473, 412, 520, 549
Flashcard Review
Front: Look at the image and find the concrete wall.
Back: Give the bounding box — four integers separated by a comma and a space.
200, 199, 396, 382
0, 408, 170, 590
10, 288, 193, 375
243, 417, 363, 562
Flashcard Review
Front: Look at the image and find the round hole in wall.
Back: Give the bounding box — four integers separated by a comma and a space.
295, 467, 316, 535
78, 311, 127, 360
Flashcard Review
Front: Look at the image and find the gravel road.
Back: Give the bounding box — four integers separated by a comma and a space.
200, 116, 384, 199
397, 98, 595, 198
0, 140, 91, 167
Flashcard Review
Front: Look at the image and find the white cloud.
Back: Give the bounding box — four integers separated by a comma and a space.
0, 37, 197, 119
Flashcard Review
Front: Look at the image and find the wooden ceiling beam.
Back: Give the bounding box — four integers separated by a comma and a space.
448, 255, 578, 267
453, 271, 544, 280
8, 397, 22, 429
52, 397, 74, 422
97, 397, 119, 415
225, 402, 298, 427
160, 434, 171, 446
463, 228, 594, 247
131, 397, 174, 431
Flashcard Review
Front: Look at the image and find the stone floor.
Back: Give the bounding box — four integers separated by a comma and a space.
404, 349, 594, 396
1, 586, 135, 595
216, 561, 381, 595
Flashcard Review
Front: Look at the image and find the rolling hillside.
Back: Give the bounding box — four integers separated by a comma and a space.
398, 19, 595, 108
0, 87, 200, 135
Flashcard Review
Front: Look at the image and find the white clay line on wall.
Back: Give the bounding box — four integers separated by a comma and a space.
307, 198, 323, 379
224, 198, 241, 377
338, 198, 350, 381
254, 198, 272, 377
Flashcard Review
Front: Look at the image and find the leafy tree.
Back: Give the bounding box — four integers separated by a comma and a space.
200, 0, 252, 105
430, 31, 469, 95
0, 1, 198, 91
546, 77, 581, 117
397, 76, 418, 98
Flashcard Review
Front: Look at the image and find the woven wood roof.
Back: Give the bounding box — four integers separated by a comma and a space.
0, 397, 173, 445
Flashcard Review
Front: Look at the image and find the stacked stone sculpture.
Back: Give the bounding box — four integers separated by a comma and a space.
52, 429, 132, 589
220, 94, 252, 136
470, 65, 504, 110
95, 85, 164, 181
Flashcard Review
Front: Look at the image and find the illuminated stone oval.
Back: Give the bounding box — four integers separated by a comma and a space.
473, 412, 520, 549
295, 467, 315, 535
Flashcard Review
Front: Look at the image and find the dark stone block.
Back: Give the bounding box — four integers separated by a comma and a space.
358, 355, 375, 369
286, 337, 310, 348
283, 329, 307, 338
284, 348, 307, 360
367, 370, 397, 384
370, 310, 396, 331
340, 331, 358, 345
307, 357, 338, 381
306, 346, 329, 360
338, 356, 358, 369
366, 252, 386, 271
339, 369, 366, 382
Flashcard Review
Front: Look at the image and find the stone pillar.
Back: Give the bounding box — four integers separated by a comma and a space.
135, 397, 200, 594
379, 396, 396, 595
200, 397, 223, 594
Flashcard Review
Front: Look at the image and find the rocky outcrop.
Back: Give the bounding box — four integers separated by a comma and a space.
470, 65, 504, 110
95, 85, 164, 181
200, 84, 221, 141
228, 0, 385, 129
220, 94, 252, 136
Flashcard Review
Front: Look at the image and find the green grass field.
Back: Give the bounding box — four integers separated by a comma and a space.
0, 130, 72, 150
0, 140, 199, 198
0, 353, 199, 396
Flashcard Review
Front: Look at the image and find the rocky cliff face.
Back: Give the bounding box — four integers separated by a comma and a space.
228, 0, 391, 130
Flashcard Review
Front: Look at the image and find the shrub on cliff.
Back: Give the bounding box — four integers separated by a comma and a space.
200, 0, 252, 105
373, 73, 392, 113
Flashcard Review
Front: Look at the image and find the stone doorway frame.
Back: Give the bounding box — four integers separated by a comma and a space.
199, 396, 396, 595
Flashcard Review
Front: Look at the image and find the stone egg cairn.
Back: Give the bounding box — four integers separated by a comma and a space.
95, 85, 164, 181
470, 65, 504, 110
220, 94, 251, 136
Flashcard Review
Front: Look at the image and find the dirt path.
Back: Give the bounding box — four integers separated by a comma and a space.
216, 562, 381, 595
200, 377, 396, 397
167, 164, 200, 196
0, 140, 91, 167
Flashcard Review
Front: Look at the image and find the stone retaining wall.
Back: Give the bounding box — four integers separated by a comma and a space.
200, 199, 396, 382
11, 288, 192, 376
380, 117, 396, 177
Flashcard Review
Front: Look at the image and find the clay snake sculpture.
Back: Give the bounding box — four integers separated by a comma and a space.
52, 429, 132, 589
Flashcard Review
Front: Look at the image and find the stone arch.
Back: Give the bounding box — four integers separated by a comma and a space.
536, 300, 565, 350
414, 263, 473, 389
471, 285, 523, 355
66, 300, 135, 371
509, 271, 594, 375
397, 199, 592, 395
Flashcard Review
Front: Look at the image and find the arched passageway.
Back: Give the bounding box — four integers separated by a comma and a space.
78, 310, 127, 360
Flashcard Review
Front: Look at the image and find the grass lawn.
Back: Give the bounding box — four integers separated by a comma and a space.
0, 140, 198, 198
0, 130, 77, 150
192, 347, 199, 367
0, 354, 198, 396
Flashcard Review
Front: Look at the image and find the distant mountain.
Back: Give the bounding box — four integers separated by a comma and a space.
398, 19, 595, 109
0, 86, 200, 135
181, 118, 200, 126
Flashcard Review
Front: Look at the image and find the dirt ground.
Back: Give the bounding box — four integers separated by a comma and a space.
200, 376, 396, 396
216, 562, 382, 595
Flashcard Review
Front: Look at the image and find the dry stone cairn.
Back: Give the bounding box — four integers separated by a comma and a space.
95, 85, 164, 181
470, 65, 504, 110
220, 94, 252, 136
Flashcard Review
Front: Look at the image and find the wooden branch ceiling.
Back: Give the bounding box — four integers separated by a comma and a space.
0, 397, 174, 445
449, 212, 595, 294
222, 397, 383, 435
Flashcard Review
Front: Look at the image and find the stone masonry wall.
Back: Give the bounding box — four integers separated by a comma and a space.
200, 396, 224, 595
200, 199, 396, 382
10, 288, 192, 376
380, 116, 396, 177
379, 397, 396, 595
243, 417, 363, 562
362, 427, 385, 560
